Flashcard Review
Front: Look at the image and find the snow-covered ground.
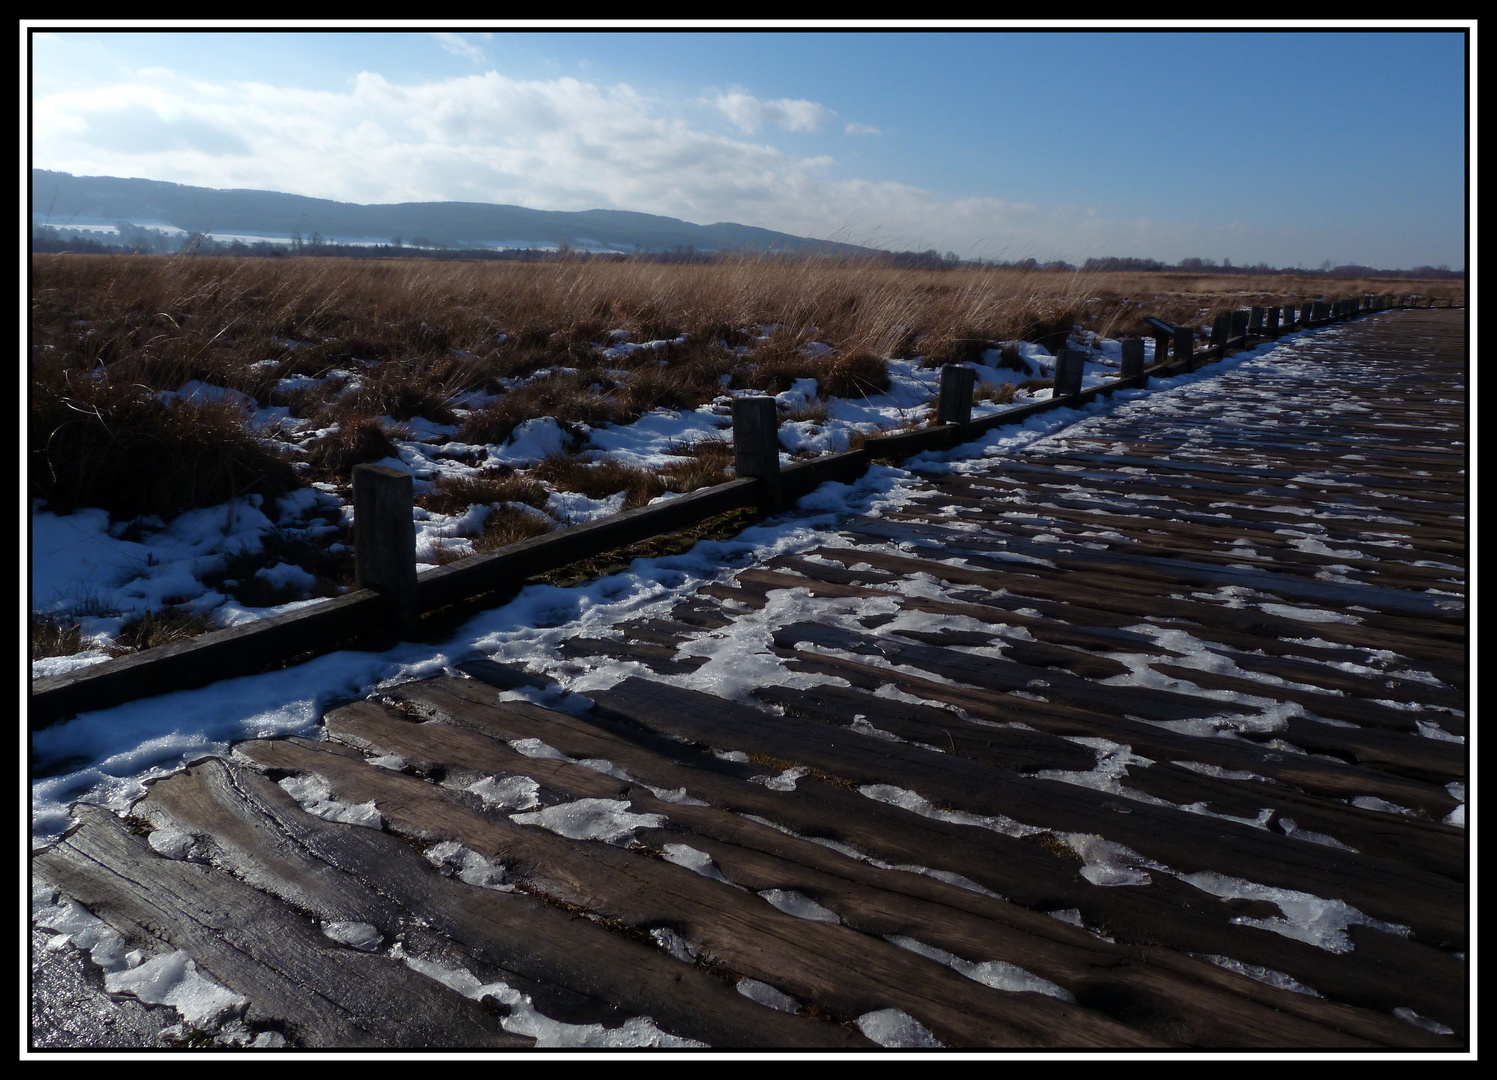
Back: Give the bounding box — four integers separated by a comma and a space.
29, 329, 1112, 680
31, 328, 1324, 848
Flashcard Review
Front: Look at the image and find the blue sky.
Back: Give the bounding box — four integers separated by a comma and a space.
27, 25, 1470, 269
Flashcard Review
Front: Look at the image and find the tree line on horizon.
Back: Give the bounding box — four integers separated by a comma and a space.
28, 223, 1463, 281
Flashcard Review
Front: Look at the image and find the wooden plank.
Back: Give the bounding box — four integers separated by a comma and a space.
751, 682, 1098, 774
33, 804, 530, 1048
590, 679, 1466, 951
841, 517, 1463, 621
764, 646, 1461, 821
233, 734, 1163, 1048
340, 680, 1462, 1045
809, 544, 1467, 668
133, 753, 867, 1049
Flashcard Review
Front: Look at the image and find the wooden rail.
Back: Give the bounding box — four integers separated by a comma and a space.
28, 297, 1455, 725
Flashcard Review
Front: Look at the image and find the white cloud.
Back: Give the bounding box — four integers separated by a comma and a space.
30, 65, 1282, 263
430, 32, 487, 64
714, 92, 836, 134
844, 122, 880, 136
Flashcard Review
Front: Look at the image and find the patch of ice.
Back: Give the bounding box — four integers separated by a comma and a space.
147, 826, 197, 860
424, 839, 512, 890
33, 888, 131, 973
1350, 796, 1418, 816
1181, 870, 1410, 952
757, 888, 840, 923
1062, 833, 1159, 886
661, 843, 738, 887
104, 950, 248, 1029
885, 935, 1074, 1000
1196, 953, 1322, 996
751, 766, 809, 791
510, 798, 664, 844
737, 978, 801, 1013
1393, 1007, 1455, 1035
466, 773, 543, 811
393, 944, 705, 1047
858, 783, 1042, 838
854, 1008, 944, 1048
320, 920, 383, 951
277, 773, 383, 829
650, 926, 697, 963
1416, 719, 1464, 744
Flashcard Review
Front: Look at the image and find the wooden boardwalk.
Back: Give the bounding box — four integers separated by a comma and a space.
32, 310, 1468, 1050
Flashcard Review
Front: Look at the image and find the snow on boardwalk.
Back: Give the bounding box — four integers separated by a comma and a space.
32, 310, 1467, 1050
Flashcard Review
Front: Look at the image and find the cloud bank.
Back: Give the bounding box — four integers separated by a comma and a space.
32, 64, 1304, 264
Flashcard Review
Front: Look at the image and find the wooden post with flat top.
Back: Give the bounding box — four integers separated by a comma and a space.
732, 396, 783, 512
353, 463, 418, 629
1054, 350, 1085, 398
1120, 338, 1146, 386
937, 364, 976, 426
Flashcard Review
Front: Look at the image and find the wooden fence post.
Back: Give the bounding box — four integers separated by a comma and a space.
1266, 306, 1281, 334
1249, 306, 1265, 335
732, 395, 783, 511
937, 364, 976, 425
1054, 350, 1085, 398
1210, 314, 1231, 350
1174, 326, 1195, 372
1120, 338, 1146, 386
353, 463, 418, 628
1230, 309, 1249, 341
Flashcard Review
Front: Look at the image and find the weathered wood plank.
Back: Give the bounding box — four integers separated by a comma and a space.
589, 679, 1466, 951
134, 754, 867, 1049
329, 682, 1461, 1045
33, 804, 530, 1048
233, 734, 1163, 1048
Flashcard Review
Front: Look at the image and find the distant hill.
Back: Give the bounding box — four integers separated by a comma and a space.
30, 170, 879, 257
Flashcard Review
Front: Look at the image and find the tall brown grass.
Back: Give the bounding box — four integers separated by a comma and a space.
31, 251, 1463, 522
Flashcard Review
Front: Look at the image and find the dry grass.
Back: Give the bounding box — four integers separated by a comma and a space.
418, 470, 550, 515
473, 504, 558, 551
31, 251, 1463, 523
110, 607, 221, 654
530, 456, 669, 510
31, 615, 84, 661
29, 368, 301, 518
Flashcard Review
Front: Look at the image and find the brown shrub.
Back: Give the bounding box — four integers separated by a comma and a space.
30, 372, 300, 518
530, 456, 668, 510
418, 471, 550, 515
303, 414, 405, 477
474, 504, 558, 550
821, 351, 890, 398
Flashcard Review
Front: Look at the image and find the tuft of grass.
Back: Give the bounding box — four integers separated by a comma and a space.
821, 350, 890, 398
418, 470, 551, 515
473, 504, 557, 551
530, 455, 668, 510
31, 615, 84, 661
111, 606, 221, 654
658, 437, 735, 492
303, 414, 405, 477
30, 371, 300, 519
918, 333, 992, 370
974, 381, 1017, 405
